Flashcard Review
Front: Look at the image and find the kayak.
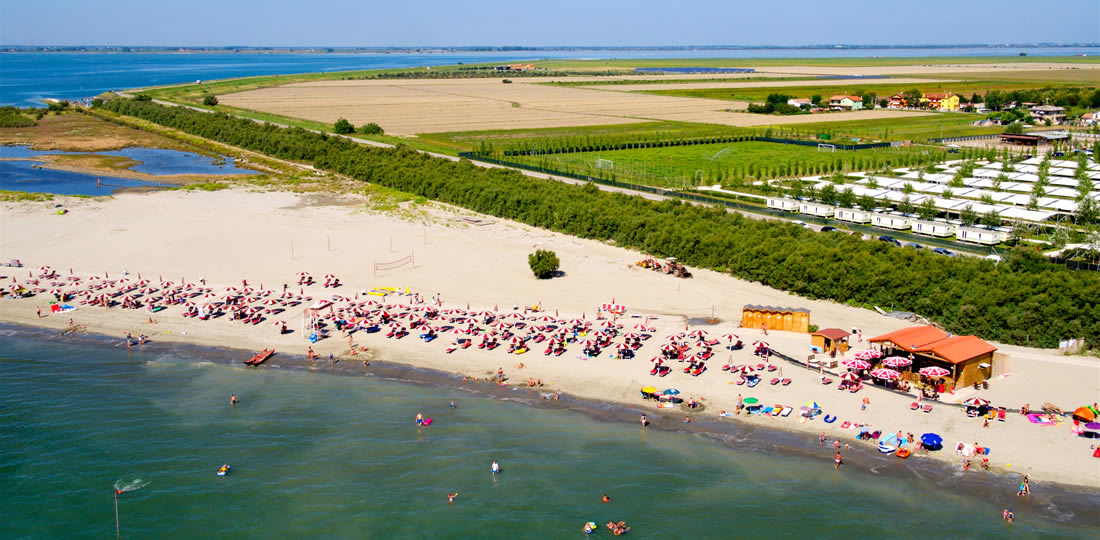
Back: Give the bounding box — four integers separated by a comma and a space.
217, 465, 231, 476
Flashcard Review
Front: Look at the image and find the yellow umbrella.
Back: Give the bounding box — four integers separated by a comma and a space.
641, 386, 657, 394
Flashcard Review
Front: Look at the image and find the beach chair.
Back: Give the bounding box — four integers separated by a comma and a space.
756, 363, 765, 370
910, 402, 920, 410
781, 378, 792, 386
779, 407, 792, 417
922, 404, 933, 413
820, 378, 833, 385
770, 377, 780, 385
736, 378, 746, 386
997, 407, 1006, 422
767, 365, 778, 372
658, 367, 670, 377
691, 363, 706, 376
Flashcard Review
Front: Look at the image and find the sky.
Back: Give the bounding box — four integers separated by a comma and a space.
2, 0, 1098, 47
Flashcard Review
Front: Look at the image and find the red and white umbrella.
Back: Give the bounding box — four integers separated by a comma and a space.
297, 271, 310, 277
281, 291, 295, 298
622, 333, 640, 340
665, 335, 682, 343
722, 333, 739, 341
882, 356, 912, 368
732, 364, 755, 374
840, 371, 861, 381
853, 349, 882, 361
870, 368, 901, 380
616, 342, 631, 350
221, 295, 236, 303
160, 281, 174, 288
919, 366, 951, 378
272, 320, 286, 327
687, 329, 707, 338
841, 359, 871, 370
241, 287, 254, 294
650, 356, 663, 363
48, 288, 62, 295
224, 286, 238, 292
388, 322, 404, 329
963, 397, 991, 407
262, 298, 278, 305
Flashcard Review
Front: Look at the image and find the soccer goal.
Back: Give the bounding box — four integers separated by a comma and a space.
373, 253, 414, 277
817, 143, 836, 152
595, 158, 614, 170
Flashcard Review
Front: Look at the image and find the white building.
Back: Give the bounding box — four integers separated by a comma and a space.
956, 226, 1006, 245
766, 197, 799, 212
835, 207, 873, 224
912, 219, 957, 237
871, 213, 912, 230
799, 201, 836, 217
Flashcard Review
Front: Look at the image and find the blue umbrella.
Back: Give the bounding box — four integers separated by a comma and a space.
920, 433, 943, 449
663, 388, 680, 396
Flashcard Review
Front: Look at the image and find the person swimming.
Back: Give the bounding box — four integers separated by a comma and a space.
602, 494, 611, 503
491, 460, 500, 474
448, 492, 458, 503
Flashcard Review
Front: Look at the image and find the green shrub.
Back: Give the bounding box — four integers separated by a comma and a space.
528, 249, 560, 279
333, 118, 355, 134
0, 106, 36, 127
202, 95, 219, 106
358, 122, 384, 135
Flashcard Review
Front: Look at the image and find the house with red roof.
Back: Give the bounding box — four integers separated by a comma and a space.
828, 95, 863, 111
868, 326, 999, 389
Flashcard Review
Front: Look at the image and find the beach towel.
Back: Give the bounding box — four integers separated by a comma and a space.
719, 412, 734, 417
761, 407, 774, 415
657, 403, 676, 409
779, 407, 792, 417
1028, 414, 1055, 425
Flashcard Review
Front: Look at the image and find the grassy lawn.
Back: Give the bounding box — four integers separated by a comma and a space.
765, 114, 1005, 142
508, 141, 927, 187
641, 79, 1093, 104
530, 56, 1100, 70
418, 121, 746, 152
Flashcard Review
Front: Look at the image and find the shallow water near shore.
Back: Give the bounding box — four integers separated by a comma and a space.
0, 329, 1095, 538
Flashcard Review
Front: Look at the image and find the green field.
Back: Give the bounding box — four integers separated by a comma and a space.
763, 114, 1006, 142
642, 79, 1092, 104
508, 141, 932, 187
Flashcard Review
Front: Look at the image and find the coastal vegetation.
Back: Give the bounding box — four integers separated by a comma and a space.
0, 106, 38, 127
96, 98, 1099, 348
528, 249, 560, 279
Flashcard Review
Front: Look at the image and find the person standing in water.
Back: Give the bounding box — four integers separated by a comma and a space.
448, 492, 458, 504
415, 412, 424, 426
449, 400, 456, 410
491, 460, 500, 474
230, 394, 238, 406
640, 414, 647, 428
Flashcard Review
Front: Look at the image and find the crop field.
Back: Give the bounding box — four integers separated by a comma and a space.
219, 78, 931, 136
589, 77, 953, 93
507, 141, 929, 187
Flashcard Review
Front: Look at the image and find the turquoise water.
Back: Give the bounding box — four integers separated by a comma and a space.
2, 48, 1098, 106
0, 160, 172, 195
0, 330, 1093, 538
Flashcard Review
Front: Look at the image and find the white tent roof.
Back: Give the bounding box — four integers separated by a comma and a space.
998, 207, 1055, 222
1042, 199, 1078, 212
932, 198, 968, 210
1045, 187, 1078, 198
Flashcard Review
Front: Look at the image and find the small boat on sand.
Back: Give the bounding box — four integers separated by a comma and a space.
245, 348, 275, 366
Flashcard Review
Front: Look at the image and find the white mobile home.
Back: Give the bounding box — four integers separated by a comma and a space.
766, 197, 799, 212
956, 226, 1006, 245
912, 219, 957, 237
835, 207, 873, 224
799, 201, 836, 217
871, 213, 912, 230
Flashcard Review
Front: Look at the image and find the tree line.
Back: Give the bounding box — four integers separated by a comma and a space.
96, 98, 1099, 349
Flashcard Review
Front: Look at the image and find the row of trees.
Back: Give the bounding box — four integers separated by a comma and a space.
96, 98, 1099, 349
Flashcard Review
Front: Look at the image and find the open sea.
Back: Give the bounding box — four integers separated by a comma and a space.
0, 327, 1095, 538
1, 47, 1098, 107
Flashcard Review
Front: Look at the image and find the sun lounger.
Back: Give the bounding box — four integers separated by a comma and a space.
781, 378, 791, 386
747, 377, 760, 387
755, 364, 765, 370
691, 364, 706, 376
766, 365, 778, 372
910, 402, 920, 410
922, 404, 932, 413
770, 377, 780, 385
820, 378, 833, 385
736, 378, 746, 385
779, 407, 792, 417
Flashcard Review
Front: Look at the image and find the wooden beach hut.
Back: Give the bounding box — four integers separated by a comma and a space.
868, 326, 998, 389
741, 305, 810, 333
811, 328, 850, 354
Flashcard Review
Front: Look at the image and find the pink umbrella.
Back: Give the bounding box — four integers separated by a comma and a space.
870, 368, 901, 380
882, 356, 912, 368
842, 359, 871, 370
919, 366, 951, 378
853, 349, 882, 361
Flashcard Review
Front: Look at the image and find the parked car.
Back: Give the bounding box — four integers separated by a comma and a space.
878, 235, 901, 247
933, 248, 955, 256
984, 254, 1002, 263
906, 243, 924, 249
791, 220, 809, 228
820, 226, 838, 232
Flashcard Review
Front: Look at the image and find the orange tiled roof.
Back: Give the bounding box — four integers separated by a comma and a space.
869, 326, 995, 364
923, 92, 954, 100
912, 335, 997, 364
814, 328, 850, 341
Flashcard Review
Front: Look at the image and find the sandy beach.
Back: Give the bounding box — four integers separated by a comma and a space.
1, 188, 1097, 490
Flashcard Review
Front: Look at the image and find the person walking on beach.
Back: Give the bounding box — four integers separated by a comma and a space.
1003, 509, 1013, 523
36, 306, 41, 318
861, 397, 870, 411
1017, 475, 1030, 496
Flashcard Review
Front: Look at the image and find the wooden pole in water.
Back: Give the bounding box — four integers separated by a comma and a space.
114, 491, 120, 539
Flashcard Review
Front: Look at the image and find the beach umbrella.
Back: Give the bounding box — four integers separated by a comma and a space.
159, 281, 173, 288
732, 364, 755, 374
622, 333, 640, 340
963, 397, 991, 408
48, 288, 62, 295
272, 320, 286, 326
1072, 407, 1097, 423
616, 342, 631, 350
853, 349, 882, 361
297, 271, 310, 277
870, 368, 901, 380
722, 333, 739, 341
688, 329, 707, 338
1084, 422, 1100, 431
840, 371, 860, 381
633, 324, 650, 331
224, 286, 237, 292
641, 386, 657, 394
804, 401, 820, 409
262, 298, 278, 305
221, 295, 236, 303
743, 397, 759, 405
882, 356, 912, 368
841, 359, 872, 370
649, 356, 663, 363
662, 388, 680, 396
920, 433, 943, 449
281, 291, 294, 298
919, 366, 951, 378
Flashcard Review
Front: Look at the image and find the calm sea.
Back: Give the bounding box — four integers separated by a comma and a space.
0, 328, 1093, 538
1, 47, 1098, 106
